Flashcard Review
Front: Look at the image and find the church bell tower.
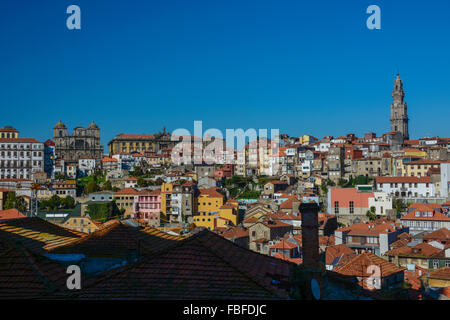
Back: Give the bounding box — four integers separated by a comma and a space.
390, 74, 409, 141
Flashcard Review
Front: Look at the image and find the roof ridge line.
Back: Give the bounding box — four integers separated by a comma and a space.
46, 223, 115, 252
15, 244, 59, 295
70, 230, 202, 296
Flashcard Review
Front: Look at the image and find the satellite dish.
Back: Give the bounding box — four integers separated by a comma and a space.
311, 278, 320, 300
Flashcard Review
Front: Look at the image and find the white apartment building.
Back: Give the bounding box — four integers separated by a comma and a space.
376, 176, 435, 198
78, 156, 97, 176
368, 192, 393, 216
0, 138, 44, 180
441, 162, 450, 198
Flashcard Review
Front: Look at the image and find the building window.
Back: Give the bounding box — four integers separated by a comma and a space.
334, 201, 339, 214
349, 201, 354, 214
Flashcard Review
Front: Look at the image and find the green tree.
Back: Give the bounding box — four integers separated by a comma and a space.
15, 197, 27, 213
61, 196, 75, 209
86, 202, 120, 221
85, 203, 110, 221
49, 195, 61, 210
354, 175, 369, 185
4, 192, 17, 210
229, 175, 247, 186
130, 166, 144, 177
5, 193, 27, 212
337, 178, 347, 187
102, 180, 112, 191
55, 173, 66, 181
320, 182, 328, 195
137, 177, 147, 188
85, 181, 99, 194
366, 206, 377, 221
238, 188, 260, 199
393, 199, 406, 216
326, 179, 336, 187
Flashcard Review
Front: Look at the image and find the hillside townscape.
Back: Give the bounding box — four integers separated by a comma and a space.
0, 75, 449, 300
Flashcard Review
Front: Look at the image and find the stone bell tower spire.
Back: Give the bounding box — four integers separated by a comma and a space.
390, 74, 409, 141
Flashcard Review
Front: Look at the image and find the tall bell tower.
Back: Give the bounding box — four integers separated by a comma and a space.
390, 74, 409, 140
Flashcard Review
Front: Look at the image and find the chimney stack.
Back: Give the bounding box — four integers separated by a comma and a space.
300, 202, 320, 271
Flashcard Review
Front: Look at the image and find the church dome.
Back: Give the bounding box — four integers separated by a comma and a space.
54, 120, 66, 129
88, 121, 99, 130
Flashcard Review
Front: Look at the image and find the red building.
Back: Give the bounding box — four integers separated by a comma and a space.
214, 164, 234, 178
345, 147, 363, 160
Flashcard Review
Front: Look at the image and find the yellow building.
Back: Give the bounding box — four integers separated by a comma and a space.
218, 202, 239, 226
113, 187, 140, 218
193, 188, 239, 230
160, 182, 174, 219
299, 134, 318, 146
36, 187, 53, 200
197, 187, 223, 212
403, 159, 441, 177
424, 267, 450, 288
403, 148, 427, 158
0, 126, 19, 139
62, 216, 102, 234
108, 134, 155, 155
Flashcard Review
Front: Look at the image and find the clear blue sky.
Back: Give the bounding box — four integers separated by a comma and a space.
1, 0, 449, 148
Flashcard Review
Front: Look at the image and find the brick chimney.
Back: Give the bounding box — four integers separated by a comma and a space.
300, 202, 320, 270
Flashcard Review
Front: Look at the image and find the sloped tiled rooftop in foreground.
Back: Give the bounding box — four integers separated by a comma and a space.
0, 245, 69, 299
0, 217, 83, 254
0, 218, 295, 299
75, 230, 294, 299
49, 220, 185, 258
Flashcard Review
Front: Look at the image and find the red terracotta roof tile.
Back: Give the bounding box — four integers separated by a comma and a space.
270, 239, 299, 250
428, 267, 450, 281
116, 134, 155, 139
0, 209, 26, 220
423, 228, 450, 241
401, 208, 450, 222
376, 176, 431, 183
334, 252, 405, 278
0, 138, 40, 143
272, 252, 302, 265
114, 187, 140, 195
220, 227, 249, 240
325, 244, 354, 265
385, 242, 442, 257
198, 187, 224, 199
280, 196, 299, 210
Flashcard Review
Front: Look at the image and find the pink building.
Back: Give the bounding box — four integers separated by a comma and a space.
133, 189, 161, 227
